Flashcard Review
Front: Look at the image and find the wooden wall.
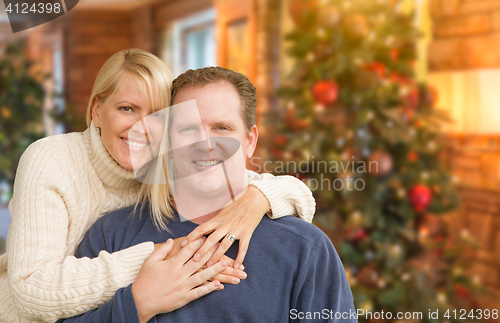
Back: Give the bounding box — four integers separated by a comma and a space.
63, 11, 132, 123
429, 0, 500, 313
429, 0, 500, 71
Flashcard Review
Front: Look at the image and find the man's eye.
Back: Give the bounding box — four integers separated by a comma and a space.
217, 126, 230, 131
180, 127, 195, 132
120, 106, 133, 112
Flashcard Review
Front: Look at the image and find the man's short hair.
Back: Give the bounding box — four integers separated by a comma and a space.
171, 67, 257, 132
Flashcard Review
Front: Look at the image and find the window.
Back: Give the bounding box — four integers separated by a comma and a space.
160, 8, 216, 77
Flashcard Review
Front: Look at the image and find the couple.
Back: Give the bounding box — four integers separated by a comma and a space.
0, 49, 355, 322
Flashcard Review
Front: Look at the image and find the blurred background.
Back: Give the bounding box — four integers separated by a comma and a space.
0, 0, 499, 321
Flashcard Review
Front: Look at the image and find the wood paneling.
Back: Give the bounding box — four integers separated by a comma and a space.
153, 0, 213, 28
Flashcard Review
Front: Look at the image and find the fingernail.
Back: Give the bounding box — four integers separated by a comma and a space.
194, 253, 201, 261
220, 261, 227, 268
240, 264, 245, 270
234, 262, 240, 269
213, 281, 220, 288
231, 277, 240, 284
215, 242, 220, 248
181, 240, 187, 247
166, 239, 173, 245
207, 260, 213, 267
239, 272, 247, 279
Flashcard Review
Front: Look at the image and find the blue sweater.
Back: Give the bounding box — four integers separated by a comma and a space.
61, 205, 357, 322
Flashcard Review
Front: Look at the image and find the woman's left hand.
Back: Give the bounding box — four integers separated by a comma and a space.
183, 185, 271, 269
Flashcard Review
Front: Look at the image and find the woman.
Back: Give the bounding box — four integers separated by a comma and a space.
0, 48, 315, 322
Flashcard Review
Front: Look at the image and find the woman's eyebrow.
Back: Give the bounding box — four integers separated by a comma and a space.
116, 101, 141, 109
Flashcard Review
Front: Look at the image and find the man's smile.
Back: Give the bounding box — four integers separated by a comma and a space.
193, 160, 222, 167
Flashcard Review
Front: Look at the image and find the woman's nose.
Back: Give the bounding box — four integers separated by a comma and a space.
130, 118, 148, 135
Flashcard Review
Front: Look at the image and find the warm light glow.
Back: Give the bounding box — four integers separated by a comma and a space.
428, 70, 500, 134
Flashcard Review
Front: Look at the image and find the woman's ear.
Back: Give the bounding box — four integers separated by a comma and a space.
91, 95, 101, 127
246, 125, 258, 159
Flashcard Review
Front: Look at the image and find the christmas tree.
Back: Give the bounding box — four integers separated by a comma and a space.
0, 41, 46, 192
273, 0, 489, 321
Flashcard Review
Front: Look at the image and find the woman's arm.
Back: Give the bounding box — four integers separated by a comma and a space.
5, 140, 154, 322
59, 233, 226, 323
184, 169, 316, 268
245, 169, 315, 222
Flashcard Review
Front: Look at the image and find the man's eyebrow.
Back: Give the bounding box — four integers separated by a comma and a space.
212, 121, 238, 128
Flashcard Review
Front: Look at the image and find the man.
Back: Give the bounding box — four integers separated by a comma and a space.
62, 67, 357, 322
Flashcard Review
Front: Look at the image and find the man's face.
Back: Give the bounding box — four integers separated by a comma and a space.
170, 81, 258, 200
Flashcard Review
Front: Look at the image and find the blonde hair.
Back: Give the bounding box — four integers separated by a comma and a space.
85, 48, 176, 230
86, 48, 173, 126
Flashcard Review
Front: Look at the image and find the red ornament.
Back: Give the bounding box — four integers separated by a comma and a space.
363, 62, 386, 79
389, 48, 399, 61
389, 73, 411, 85
312, 81, 339, 106
352, 228, 368, 241
290, 0, 318, 26
433, 248, 443, 257
275, 135, 288, 145
454, 285, 471, 299
404, 87, 419, 109
408, 151, 418, 161
409, 184, 432, 212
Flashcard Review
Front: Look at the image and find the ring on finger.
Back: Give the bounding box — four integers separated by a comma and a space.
226, 233, 236, 243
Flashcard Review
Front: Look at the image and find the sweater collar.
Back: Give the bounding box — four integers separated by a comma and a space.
83, 121, 139, 189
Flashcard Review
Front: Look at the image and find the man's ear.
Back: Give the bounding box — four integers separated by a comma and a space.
246, 125, 258, 159
91, 95, 102, 127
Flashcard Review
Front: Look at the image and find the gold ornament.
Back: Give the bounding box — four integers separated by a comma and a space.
357, 266, 379, 287
343, 14, 370, 39
368, 151, 394, 177
1, 106, 11, 119
318, 4, 341, 28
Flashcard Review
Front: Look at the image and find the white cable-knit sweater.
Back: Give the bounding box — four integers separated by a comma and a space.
0, 123, 315, 323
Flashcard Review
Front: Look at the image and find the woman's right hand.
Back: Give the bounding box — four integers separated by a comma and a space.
132, 238, 226, 323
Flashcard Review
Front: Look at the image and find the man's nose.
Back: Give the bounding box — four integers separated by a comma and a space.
194, 137, 217, 151
193, 124, 214, 150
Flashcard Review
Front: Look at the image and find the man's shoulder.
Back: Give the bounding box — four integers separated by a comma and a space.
260, 216, 331, 249
92, 204, 145, 234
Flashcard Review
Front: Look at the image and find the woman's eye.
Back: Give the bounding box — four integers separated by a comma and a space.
120, 106, 133, 112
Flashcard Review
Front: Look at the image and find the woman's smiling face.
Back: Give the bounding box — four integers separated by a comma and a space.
92, 75, 164, 171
